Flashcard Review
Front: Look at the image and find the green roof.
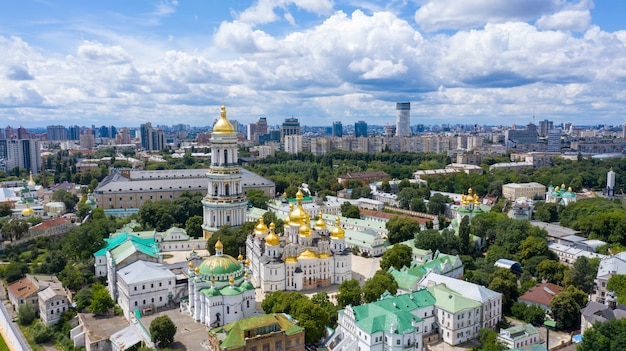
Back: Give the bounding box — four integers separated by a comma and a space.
109, 239, 160, 263
210, 313, 303, 350
427, 284, 480, 313
389, 252, 461, 290
93, 232, 158, 258
198, 255, 242, 277
388, 240, 431, 257
350, 290, 435, 334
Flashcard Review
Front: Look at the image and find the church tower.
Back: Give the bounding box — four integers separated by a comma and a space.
201, 105, 248, 238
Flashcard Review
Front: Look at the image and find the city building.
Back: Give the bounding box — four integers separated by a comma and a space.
246, 190, 352, 292
505, 124, 539, 150
546, 129, 561, 152
332, 121, 343, 137
39, 285, 69, 324
46, 125, 67, 140
390, 252, 464, 292
67, 125, 80, 140
355, 121, 368, 137
396, 102, 411, 137
428, 284, 482, 345
538, 120, 554, 137
7, 277, 39, 312
79, 129, 95, 149
0, 139, 42, 174
280, 118, 301, 143
201, 105, 249, 237
93, 168, 274, 210
580, 301, 626, 335
502, 183, 546, 201
497, 324, 541, 349
517, 283, 563, 311
208, 313, 305, 351
418, 273, 502, 329
284, 135, 303, 154
337, 171, 389, 186
183, 241, 256, 327
545, 184, 577, 206
140, 122, 166, 151
606, 167, 616, 199
116, 260, 176, 320
116, 127, 131, 145
327, 290, 436, 351
596, 252, 626, 305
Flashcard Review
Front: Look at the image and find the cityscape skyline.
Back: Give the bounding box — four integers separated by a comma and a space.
2, 1, 626, 127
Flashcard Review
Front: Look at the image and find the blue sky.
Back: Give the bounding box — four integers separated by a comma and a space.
1, 0, 626, 128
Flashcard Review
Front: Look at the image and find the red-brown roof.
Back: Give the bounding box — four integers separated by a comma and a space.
518, 283, 564, 307
339, 171, 389, 180
7, 277, 38, 299
31, 217, 70, 231
359, 209, 430, 225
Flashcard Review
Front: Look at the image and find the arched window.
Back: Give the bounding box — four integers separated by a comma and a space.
224, 149, 228, 164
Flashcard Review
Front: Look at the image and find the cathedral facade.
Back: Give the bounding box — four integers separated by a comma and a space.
202, 105, 249, 237
246, 190, 352, 293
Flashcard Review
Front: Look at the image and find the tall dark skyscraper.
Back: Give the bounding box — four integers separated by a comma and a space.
280, 117, 301, 142
67, 125, 80, 140
332, 121, 343, 137
355, 121, 368, 137
46, 125, 67, 140
140, 122, 165, 151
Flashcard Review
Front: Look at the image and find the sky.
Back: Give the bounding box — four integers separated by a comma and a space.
2, 0, 626, 128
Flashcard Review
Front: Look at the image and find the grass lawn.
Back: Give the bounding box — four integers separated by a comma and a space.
0, 334, 9, 351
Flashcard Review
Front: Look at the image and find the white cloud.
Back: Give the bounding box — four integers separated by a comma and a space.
77, 41, 132, 64
238, 0, 333, 25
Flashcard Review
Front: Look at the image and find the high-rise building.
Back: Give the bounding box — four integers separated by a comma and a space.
332, 121, 343, 137
280, 117, 300, 142
46, 125, 67, 141
116, 127, 131, 144
4, 126, 16, 139
0, 139, 41, 174
538, 119, 554, 137
202, 105, 248, 237
256, 117, 268, 135
67, 125, 80, 140
284, 135, 302, 154
396, 102, 411, 137
140, 122, 165, 151
246, 123, 257, 141
385, 125, 396, 137
546, 129, 561, 152
17, 126, 30, 139
355, 121, 368, 137
80, 130, 95, 150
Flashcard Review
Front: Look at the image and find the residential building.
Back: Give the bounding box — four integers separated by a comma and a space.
140, 122, 165, 151
7, 277, 39, 312
337, 171, 389, 186
67, 125, 80, 140
79, 129, 95, 149
183, 241, 256, 327
546, 129, 561, 152
580, 301, 626, 335
27, 217, 74, 239
208, 313, 305, 351
497, 324, 541, 349
116, 260, 176, 320
39, 286, 69, 324
0, 139, 42, 174
517, 283, 563, 311
284, 135, 302, 154
505, 124, 539, 150
46, 125, 67, 140
246, 190, 352, 292
396, 102, 411, 137
596, 252, 626, 305
538, 120, 553, 137
502, 183, 546, 201
332, 121, 343, 137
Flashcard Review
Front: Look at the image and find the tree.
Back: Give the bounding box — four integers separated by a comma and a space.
74, 286, 93, 311
518, 236, 550, 263
337, 279, 362, 308
2, 219, 30, 241
247, 189, 270, 209
488, 269, 519, 313
380, 244, 412, 271
2, 262, 28, 283
427, 193, 451, 215
414, 229, 444, 253
471, 328, 506, 351
51, 188, 79, 211
340, 202, 360, 219
459, 216, 471, 254
397, 187, 419, 210
550, 286, 587, 330
362, 270, 398, 303
89, 283, 115, 314
185, 215, 203, 238
579, 317, 626, 351
386, 217, 420, 244
150, 315, 177, 347
0, 203, 12, 217
17, 302, 36, 326
311, 292, 338, 326
536, 260, 568, 285
567, 256, 599, 294
381, 180, 391, 193
607, 274, 626, 304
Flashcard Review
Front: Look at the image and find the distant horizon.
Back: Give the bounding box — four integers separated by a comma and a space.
2, 1, 626, 127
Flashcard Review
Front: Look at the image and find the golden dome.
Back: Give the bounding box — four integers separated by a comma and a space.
215, 239, 224, 251
468, 187, 473, 195
27, 172, 35, 186
229, 276, 235, 285
244, 258, 250, 266
188, 261, 194, 269
290, 203, 308, 222
244, 272, 249, 279
194, 266, 200, 275
319, 252, 331, 259
315, 211, 326, 230
212, 105, 235, 134
298, 249, 318, 260
285, 256, 298, 264
284, 216, 290, 227
561, 183, 566, 189
265, 222, 280, 246
254, 216, 268, 236
299, 217, 312, 237
330, 217, 345, 239
568, 186, 573, 192
238, 253, 244, 261
296, 188, 304, 201
21, 206, 34, 217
